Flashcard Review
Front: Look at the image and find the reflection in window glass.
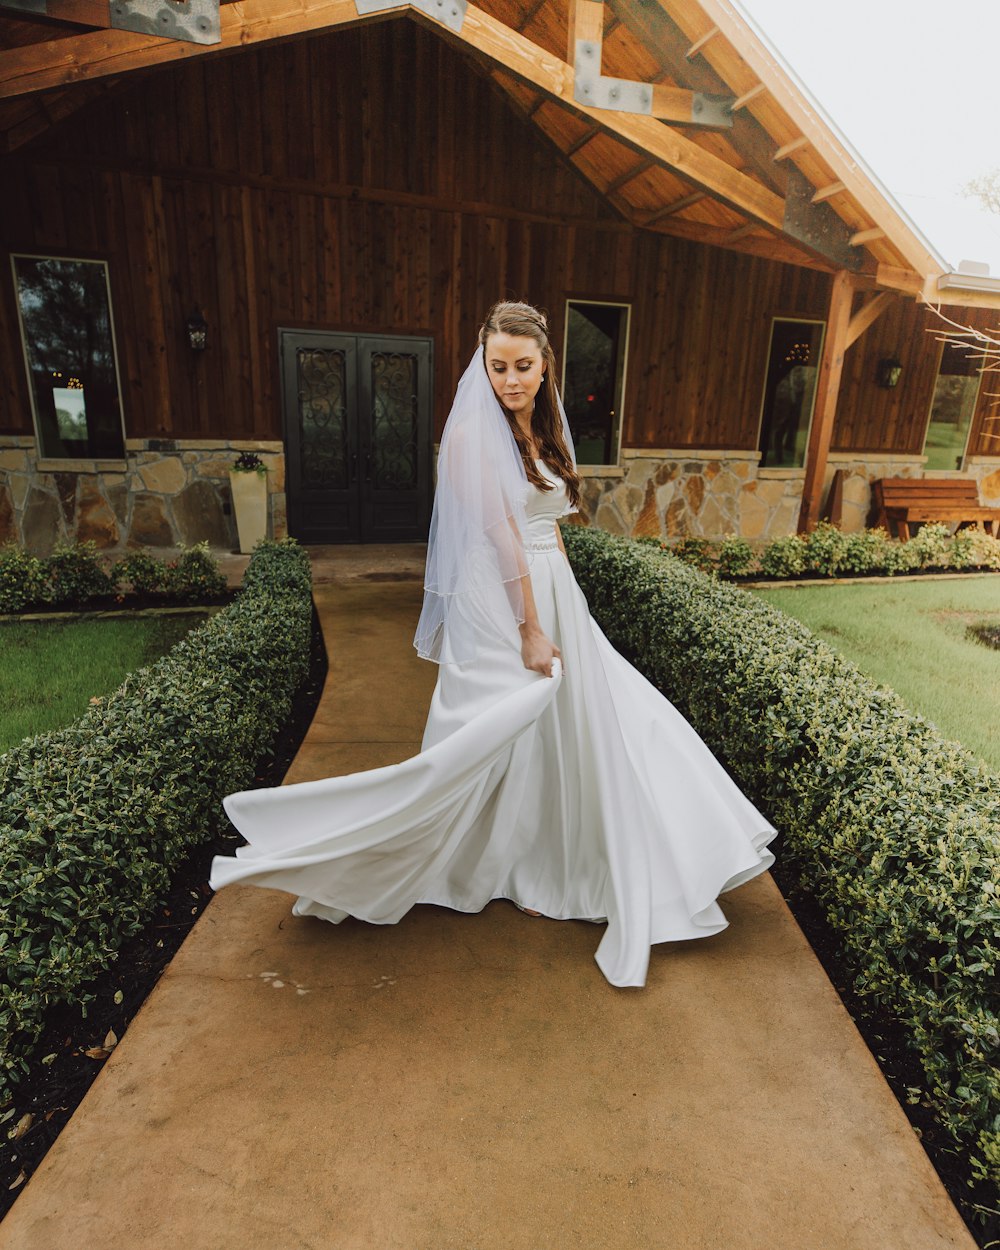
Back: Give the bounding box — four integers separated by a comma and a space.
757, 319, 824, 468
12, 255, 125, 459
562, 301, 629, 465
923, 340, 981, 470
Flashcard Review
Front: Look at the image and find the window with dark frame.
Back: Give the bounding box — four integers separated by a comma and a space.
923, 338, 982, 471
11, 255, 126, 460
561, 300, 630, 466
756, 317, 825, 469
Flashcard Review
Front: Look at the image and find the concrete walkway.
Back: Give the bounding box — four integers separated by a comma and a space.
0, 551, 977, 1250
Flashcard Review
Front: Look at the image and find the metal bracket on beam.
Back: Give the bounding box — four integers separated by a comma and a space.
574, 41, 732, 126
110, 0, 220, 45
575, 41, 651, 111
782, 167, 861, 271
355, 0, 466, 34
691, 92, 732, 128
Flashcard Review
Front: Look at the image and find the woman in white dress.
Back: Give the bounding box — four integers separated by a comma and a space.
209, 302, 777, 988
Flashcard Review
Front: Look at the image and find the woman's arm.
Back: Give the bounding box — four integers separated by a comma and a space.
506, 514, 561, 677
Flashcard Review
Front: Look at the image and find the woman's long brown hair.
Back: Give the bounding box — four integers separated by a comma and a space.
479, 301, 582, 511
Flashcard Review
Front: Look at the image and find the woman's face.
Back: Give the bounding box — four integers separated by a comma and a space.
484, 332, 546, 420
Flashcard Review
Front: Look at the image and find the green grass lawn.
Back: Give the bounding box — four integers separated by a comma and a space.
752, 577, 1000, 773
0, 611, 213, 754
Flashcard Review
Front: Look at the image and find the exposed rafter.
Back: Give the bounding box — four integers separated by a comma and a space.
845, 290, 894, 348
681, 0, 947, 281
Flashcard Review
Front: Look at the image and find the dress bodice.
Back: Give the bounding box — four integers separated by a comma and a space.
524, 459, 575, 545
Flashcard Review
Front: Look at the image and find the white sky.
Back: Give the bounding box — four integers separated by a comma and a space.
736, 0, 1000, 273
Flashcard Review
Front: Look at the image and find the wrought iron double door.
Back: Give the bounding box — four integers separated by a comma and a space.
281, 331, 433, 543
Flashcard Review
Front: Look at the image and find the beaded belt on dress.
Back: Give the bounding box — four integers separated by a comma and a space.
524, 536, 559, 553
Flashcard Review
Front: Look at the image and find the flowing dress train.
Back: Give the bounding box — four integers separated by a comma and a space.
209, 461, 777, 987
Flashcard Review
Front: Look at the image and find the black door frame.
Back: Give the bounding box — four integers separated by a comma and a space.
279, 328, 433, 543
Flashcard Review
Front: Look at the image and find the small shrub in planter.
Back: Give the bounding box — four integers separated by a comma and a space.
111, 548, 166, 596
838, 526, 894, 575
161, 541, 228, 601
802, 520, 849, 575
757, 533, 806, 579
672, 536, 717, 574
44, 540, 117, 605
0, 545, 49, 613
716, 535, 754, 578
906, 521, 952, 568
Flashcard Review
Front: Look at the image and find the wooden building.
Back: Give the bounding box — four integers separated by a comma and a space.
1, 0, 999, 553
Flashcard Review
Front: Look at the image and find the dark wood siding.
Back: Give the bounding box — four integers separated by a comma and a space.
0, 19, 992, 459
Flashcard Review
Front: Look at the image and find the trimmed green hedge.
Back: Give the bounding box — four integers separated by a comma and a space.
670, 521, 1000, 581
564, 524, 1000, 1185
0, 537, 312, 1097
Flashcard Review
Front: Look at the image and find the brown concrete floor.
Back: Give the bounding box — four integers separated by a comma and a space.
0, 555, 977, 1250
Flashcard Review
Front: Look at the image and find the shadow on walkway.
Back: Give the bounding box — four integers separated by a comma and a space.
0, 552, 976, 1250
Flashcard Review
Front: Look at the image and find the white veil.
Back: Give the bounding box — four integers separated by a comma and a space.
414, 344, 577, 666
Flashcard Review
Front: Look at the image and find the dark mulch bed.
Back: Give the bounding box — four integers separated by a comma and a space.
4, 588, 239, 617
0, 596, 327, 1215
1, 604, 995, 1239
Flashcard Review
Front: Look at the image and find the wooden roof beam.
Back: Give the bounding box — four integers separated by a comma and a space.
774, 136, 808, 161
845, 290, 894, 348
812, 180, 846, 204
685, 24, 718, 59
849, 225, 885, 247
604, 158, 653, 195
683, 0, 947, 280
607, 0, 787, 196
641, 190, 707, 224
441, 4, 786, 229
0, 0, 369, 98
728, 82, 765, 112
0, 0, 111, 27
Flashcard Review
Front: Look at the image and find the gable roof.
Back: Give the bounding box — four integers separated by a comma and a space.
1, 0, 996, 307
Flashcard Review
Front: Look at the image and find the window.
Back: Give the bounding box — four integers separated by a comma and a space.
561, 300, 630, 466
756, 318, 825, 469
923, 339, 981, 471
11, 254, 126, 460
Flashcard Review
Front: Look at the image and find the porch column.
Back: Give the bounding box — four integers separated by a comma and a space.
797, 269, 854, 532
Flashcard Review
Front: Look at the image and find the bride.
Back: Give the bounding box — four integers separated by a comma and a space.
209, 301, 777, 988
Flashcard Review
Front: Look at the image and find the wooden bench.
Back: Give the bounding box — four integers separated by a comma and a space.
871, 476, 1000, 540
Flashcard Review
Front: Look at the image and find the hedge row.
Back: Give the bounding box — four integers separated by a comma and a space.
0, 539, 227, 613
0, 537, 313, 1098
670, 521, 1000, 581
563, 523, 1000, 1186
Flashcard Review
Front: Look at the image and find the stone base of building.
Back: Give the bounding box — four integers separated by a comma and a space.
3, 435, 998, 553
576, 451, 1000, 541
0, 438, 288, 556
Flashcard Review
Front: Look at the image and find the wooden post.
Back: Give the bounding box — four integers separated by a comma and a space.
797, 269, 854, 533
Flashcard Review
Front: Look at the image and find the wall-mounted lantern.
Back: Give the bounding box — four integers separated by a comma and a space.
876, 357, 903, 389
186, 309, 208, 351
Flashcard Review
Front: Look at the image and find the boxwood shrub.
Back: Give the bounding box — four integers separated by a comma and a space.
0, 537, 312, 1097
669, 521, 1000, 581
564, 523, 1000, 1185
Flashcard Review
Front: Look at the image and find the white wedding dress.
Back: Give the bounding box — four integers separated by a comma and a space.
209, 461, 777, 987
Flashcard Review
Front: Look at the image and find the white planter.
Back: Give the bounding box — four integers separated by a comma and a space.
228, 469, 269, 554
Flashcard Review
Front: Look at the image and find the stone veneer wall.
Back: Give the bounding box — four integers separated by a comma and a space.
0, 436, 287, 555
574, 451, 1000, 542
3, 433, 998, 553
